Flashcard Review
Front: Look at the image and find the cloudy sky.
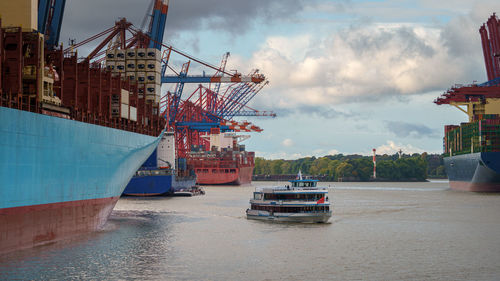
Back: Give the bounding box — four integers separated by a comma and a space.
60, 0, 500, 159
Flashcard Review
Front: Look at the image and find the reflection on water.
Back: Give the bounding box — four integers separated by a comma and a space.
1, 181, 500, 280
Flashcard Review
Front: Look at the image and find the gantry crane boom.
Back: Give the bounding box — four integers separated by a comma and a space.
38, 0, 66, 49
147, 0, 169, 50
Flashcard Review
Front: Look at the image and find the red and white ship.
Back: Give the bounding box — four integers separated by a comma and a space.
188, 132, 254, 185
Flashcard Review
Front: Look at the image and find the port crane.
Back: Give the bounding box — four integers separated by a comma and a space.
52, 2, 273, 160
38, 0, 66, 49
435, 14, 500, 122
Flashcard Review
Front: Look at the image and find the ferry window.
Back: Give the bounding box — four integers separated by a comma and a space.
212, 169, 217, 173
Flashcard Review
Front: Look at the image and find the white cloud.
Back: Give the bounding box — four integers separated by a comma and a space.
282, 138, 294, 147
233, 10, 493, 113
255, 151, 307, 160
327, 149, 340, 155
375, 140, 430, 155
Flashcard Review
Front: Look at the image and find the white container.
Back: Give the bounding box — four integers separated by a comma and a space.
115, 61, 125, 72
146, 60, 161, 72
136, 60, 146, 71
157, 133, 175, 168
136, 48, 147, 59
146, 48, 161, 61
129, 106, 137, 122
105, 61, 115, 71
115, 49, 125, 60
125, 60, 136, 71
106, 49, 115, 60
136, 72, 146, 83
126, 71, 136, 82
146, 60, 156, 71
146, 71, 160, 83
146, 83, 156, 95
121, 89, 129, 104
137, 83, 145, 98
126, 48, 136, 60
121, 103, 129, 119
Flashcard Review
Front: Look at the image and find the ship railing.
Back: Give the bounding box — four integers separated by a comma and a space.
256, 199, 329, 203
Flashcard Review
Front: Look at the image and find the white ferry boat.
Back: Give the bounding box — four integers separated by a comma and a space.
246, 177, 332, 223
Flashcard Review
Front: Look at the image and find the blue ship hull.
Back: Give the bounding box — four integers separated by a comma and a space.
123, 172, 196, 196
0, 106, 162, 253
443, 152, 500, 192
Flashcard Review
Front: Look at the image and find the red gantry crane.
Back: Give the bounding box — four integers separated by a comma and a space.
435, 13, 500, 122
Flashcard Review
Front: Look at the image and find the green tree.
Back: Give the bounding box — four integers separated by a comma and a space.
335, 162, 353, 179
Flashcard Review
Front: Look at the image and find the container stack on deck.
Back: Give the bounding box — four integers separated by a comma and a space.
0, 23, 164, 136
435, 13, 500, 192
106, 48, 162, 103
444, 115, 500, 156
0, 0, 166, 254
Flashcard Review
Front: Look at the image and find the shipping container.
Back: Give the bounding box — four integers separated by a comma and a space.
121, 103, 129, 119
115, 49, 125, 60
130, 106, 137, 122
121, 89, 129, 105
126, 48, 136, 60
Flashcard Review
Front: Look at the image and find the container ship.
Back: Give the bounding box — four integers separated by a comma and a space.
188, 131, 254, 185
0, 1, 168, 253
435, 14, 500, 192
123, 132, 197, 196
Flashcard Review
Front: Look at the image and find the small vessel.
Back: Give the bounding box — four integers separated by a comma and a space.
123, 133, 197, 196
173, 186, 205, 197
246, 174, 332, 223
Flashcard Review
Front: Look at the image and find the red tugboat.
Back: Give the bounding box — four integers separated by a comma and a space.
188, 132, 254, 185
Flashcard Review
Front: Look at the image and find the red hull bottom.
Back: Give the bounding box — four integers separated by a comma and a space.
0, 197, 119, 254
196, 166, 253, 185
449, 181, 500, 192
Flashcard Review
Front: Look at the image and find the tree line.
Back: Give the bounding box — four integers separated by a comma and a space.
254, 153, 446, 182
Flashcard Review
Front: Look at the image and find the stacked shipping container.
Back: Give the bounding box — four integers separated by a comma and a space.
106, 48, 162, 103
0, 21, 164, 137
444, 114, 500, 156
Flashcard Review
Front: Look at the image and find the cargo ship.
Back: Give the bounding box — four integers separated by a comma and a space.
123, 132, 197, 196
0, 2, 167, 253
435, 14, 500, 192
188, 132, 254, 185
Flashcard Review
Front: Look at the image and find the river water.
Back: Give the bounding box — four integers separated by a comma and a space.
1, 181, 500, 280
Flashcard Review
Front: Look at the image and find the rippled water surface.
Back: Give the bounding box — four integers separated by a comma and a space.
1, 181, 500, 280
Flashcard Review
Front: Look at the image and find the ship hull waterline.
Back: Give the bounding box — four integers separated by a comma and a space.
246, 210, 332, 223
122, 174, 197, 196
0, 106, 162, 254
195, 166, 253, 185
443, 152, 500, 192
